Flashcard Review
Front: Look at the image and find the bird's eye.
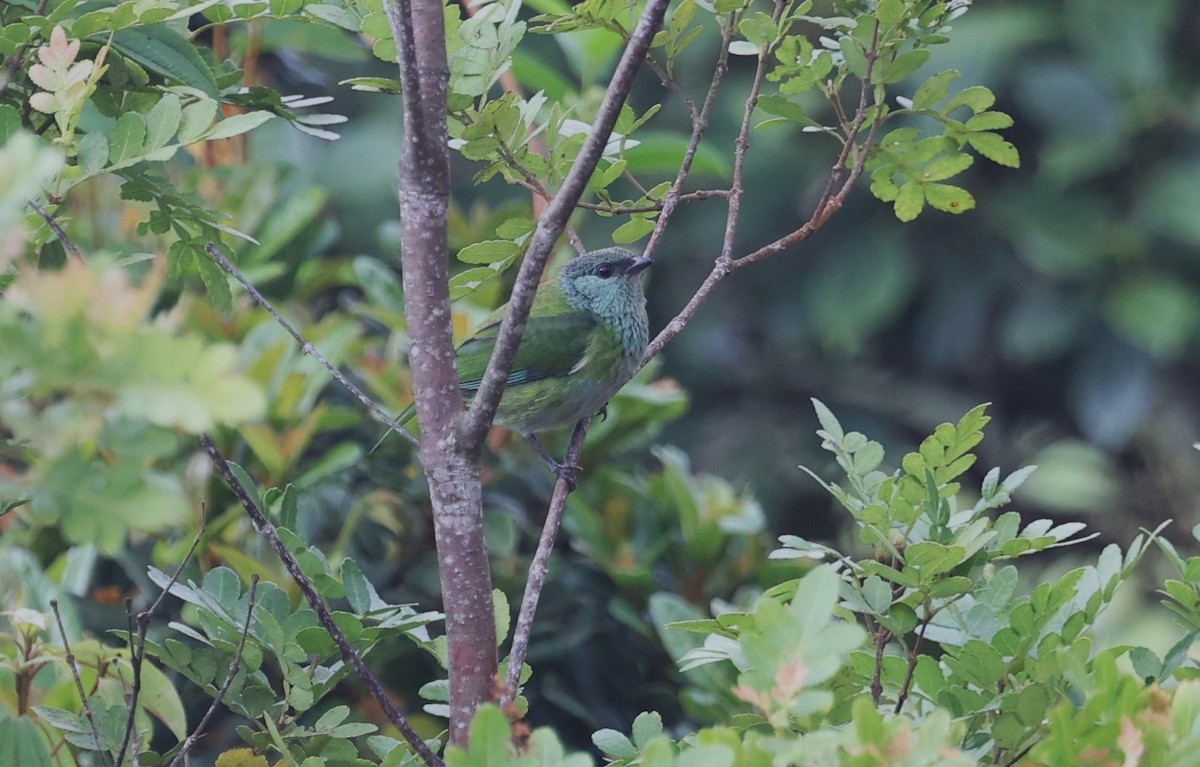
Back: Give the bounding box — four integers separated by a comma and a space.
595, 264, 615, 278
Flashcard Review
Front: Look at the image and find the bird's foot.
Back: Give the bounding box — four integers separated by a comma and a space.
595, 404, 609, 422
546, 458, 581, 491
525, 433, 581, 491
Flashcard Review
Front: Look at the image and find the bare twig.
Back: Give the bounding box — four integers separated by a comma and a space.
458, 0, 672, 449
641, 17, 885, 365
166, 577, 260, 767
583, 189, 729, 215
725, 2, 786, 254
50, 601, 112, 767
870, 625, 890, 705
27, 199, 85, 262
894, 611, 931, 715
644, 13, 736, 259
114, 600, 140, 765
500, 416, 591, 707
200, 433, 444, 767
115, 518, 207, 767
204, 244, 419, 449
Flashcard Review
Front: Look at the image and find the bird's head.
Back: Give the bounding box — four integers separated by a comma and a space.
559, 247, 651, 317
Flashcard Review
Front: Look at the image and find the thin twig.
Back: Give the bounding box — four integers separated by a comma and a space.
641, 16, 886, 365
115, 517, 207, 767
583, 189, 729, 215
114, 599, 140, 765
718, 0, 788, 264
50, 601, 112, 767
894, 611, 931, 715
644, 12, 736, 259
203, 244, 419, 449
200, 433, 444, 767
870, 625, 889, 705
458, 0, 672, 450
27, 199, 85, 262
166, 576, 260, 767
500, 416, 591, 707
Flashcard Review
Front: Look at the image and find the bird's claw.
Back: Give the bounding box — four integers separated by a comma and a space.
595, 404, 609, 422
549, 459, 581, 491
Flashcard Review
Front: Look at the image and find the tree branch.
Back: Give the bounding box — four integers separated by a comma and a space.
500, 416, 591, 708
201, 433, 444, 767
457, 0, 672, 450
645, 12, 736, 259
115, 521, 207, 767
204, 244, 419, 449
50, 601, 111, 767
384, 0, 501, 743
27, 199, 85, 262
642, 16, 885, 365
166, 576, 259, 767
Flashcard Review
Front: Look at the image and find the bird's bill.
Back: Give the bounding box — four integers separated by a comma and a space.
626, 256, 652, 275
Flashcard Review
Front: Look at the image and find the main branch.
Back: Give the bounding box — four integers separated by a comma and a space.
384, 0, 498, 746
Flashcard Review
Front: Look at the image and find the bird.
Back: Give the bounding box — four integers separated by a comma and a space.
390, 247, 652, 484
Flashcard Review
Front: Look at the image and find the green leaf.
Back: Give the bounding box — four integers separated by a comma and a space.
592, 729, 637, 759
339, 76, 403, 94
811, 398, 845, 442
0, 104, 21, 146
342, 558, 374, 613
445, 705, 511, 767
457, 240, 519, 265
894, 181, 925, 221
944, 85, 996, 115
0, 717, 54, 767
879, 49, 929, 84
450, 264, 510, 300
964, 111, 1014, 131
840, 37, 868, 78
202, 565, 243, 611
862, 575, 892, 614
920, 153, 973, 182
966, 132, 1020, 167
912, 70, 960, 111
113, 26, 219, 97
631, 711, 663, 748
178, 99, 218, 143
306, 3, 361, 31
876, 0, 904, 27
109, 112, 147, 165
924, 183, 976, 214
612, 217, 656, 244
945, 639, 1006, 688
493, 589, 510, 645
738, 13, 776, 47
77, 132, 109, 173
199, 111, 276, 141
143, 93, 182, 151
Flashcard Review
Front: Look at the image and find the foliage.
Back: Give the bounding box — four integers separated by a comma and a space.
2, 0, 1195, 765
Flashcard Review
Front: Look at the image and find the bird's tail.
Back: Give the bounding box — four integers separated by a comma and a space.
369, 402, 417, 453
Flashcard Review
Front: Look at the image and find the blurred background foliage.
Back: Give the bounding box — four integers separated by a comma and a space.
3, 0, 1200, 761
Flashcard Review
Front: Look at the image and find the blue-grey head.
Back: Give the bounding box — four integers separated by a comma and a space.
560, 247, 651, 318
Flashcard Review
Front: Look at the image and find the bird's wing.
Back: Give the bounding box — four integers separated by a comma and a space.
457, 310, 597, 392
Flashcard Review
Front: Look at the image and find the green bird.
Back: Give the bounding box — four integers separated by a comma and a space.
392, 247, 652, 482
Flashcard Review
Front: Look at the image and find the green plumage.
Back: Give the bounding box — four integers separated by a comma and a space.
398, 247, 651, 435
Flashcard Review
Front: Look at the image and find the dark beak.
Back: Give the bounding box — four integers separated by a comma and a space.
625, 256, 652, 276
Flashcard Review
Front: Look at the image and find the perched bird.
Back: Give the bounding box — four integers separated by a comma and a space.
393, 247, 651, 482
